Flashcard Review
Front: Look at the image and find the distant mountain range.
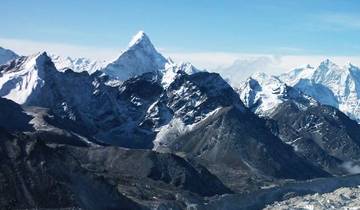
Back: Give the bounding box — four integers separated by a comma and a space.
1, 31, 360, 209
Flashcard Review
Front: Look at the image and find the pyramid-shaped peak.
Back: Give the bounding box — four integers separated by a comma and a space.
128, 30, 152, 48
30, 51, 51, 64
102, 31, 169, 81
19, 51, 56, 72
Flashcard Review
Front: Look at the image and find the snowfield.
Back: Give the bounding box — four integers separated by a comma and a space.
265, 186, 360, 210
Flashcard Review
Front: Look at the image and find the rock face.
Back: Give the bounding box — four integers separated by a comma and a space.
0, 97, 34, 132
0, 99, 231, 209
0, 53, 164, 148
0, 126, 231, 210
268, 101, 360, 175
156, 106, 329, 192
0, 130, 141, 210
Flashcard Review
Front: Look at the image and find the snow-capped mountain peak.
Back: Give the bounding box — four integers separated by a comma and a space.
102, 31, 200, 85
238, 72, 316, 116
102, 31, 169, 81
0, 52, 55, 104
128, 30, 151, 48
8, 51, 52, 72
280, 60, 360, 122
31, 51, 51, 66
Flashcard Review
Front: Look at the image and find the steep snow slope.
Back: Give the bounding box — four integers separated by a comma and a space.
280, 60, 360, 122
50, 54, 107, 73
0, 47, 19, 65
102, 31, 169, 80
102, 31, 200, 86
238, 72, 316, 116
0, 52, 47, 104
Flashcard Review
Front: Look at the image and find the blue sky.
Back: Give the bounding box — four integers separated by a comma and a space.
1, 0, 360, 77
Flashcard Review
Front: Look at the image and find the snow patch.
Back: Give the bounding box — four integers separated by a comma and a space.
153, 107, 221, 150
128, 30, 147, 47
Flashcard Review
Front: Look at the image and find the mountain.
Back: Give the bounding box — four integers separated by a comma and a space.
102, 31, 199, 86
0, 128, 232, 209
0, 49, 330, 191
102, 31, 169, 81
0, 51, 235, 149
0, 32, 202, 148
238, 72, 360, 175
238, 72, 317, 116
1, 47, 107, 74
0, 47, 19, 65
0, 52, 165, 148
3, 31, 360, 209
50, 54, 107, 74
267, 101, 360, 175
156, 105, 329, 192
0, 52, 50, 104
151, 73, 330, 192
0, 97, 232, 209
0, 96, 96, 147
280, 60, 360, 122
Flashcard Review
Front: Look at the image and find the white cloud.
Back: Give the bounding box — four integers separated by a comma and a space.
1, 37, 360, 87
166, 51, 360, 70
211, 56, 285, 86
0, 37, 120, 61
342, 161, 360, 174
166, 52, 360, 86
